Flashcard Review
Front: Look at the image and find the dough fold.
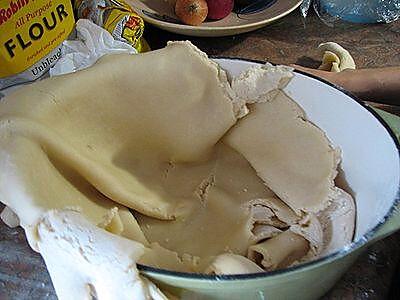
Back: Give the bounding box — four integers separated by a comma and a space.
0, 41, 238, 249
248, 230, 309, 270
225, 90, 339, 214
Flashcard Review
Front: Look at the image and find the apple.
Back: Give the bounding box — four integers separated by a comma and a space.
206, 0, 234, 20
175, 0, 208, 26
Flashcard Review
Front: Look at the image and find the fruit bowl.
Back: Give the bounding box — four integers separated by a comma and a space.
126, 0, 302, 37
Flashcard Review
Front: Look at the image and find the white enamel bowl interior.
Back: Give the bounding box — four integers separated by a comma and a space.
215, 58, 399, 240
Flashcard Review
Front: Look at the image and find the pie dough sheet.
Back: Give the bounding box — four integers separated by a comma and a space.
0, 41, 238, 226
224, 90, 339, 214
0, 41, 356, 298
0, 134, 145, 250
136, 143, 276, 262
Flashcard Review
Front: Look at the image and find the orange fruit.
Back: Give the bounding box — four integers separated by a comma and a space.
175, 0, 208, 26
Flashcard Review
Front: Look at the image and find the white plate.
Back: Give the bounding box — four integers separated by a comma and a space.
126, 0, 302, 37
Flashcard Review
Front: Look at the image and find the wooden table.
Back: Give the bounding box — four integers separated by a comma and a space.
1, 9, 399, 300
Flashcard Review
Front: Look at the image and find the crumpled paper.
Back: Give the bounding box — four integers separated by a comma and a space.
50, 19, 137, 76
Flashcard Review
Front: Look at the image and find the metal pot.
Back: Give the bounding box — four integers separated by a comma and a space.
138, 58, 400, 300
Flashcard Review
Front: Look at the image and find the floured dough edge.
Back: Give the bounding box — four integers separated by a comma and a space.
231, 63, 294, 104
231, 63, 342, 213
36, 208, 169, 300
167, 41, 248, 119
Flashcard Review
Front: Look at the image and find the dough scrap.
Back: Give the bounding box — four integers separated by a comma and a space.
247, 213, 323, 270
0, 206, 20, 228
232, 63, 293, 103
318, 42, 356, 72
248, 230, 309, 270
205, 253, 264, 275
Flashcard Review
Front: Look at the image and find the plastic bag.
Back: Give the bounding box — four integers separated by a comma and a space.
50, 19, 137, 76
301, 0, 400, 26
1, 19, 137, 98
74, 0, 150, 52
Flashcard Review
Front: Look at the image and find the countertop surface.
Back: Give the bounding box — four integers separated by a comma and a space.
1, 8, 399, 300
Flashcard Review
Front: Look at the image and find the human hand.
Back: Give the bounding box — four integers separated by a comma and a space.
290, 65, 399, 106
290, 64, 349, 88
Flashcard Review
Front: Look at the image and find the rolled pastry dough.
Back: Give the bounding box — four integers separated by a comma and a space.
0, 41, 238, 223
225, 90, 339, 214
0, 41, 356, 292
248, 230, 309, 270
136, 143, 277, 260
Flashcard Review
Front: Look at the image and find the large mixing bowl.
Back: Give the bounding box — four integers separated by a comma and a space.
138, 58, 400, 300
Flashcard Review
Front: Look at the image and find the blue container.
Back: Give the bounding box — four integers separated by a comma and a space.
320, 0, 400, 23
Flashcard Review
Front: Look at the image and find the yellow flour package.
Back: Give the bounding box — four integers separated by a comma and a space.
0, 0, 75, 89
74, 0, 149, 53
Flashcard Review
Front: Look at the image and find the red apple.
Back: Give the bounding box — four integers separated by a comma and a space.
206, 0, 234, 20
